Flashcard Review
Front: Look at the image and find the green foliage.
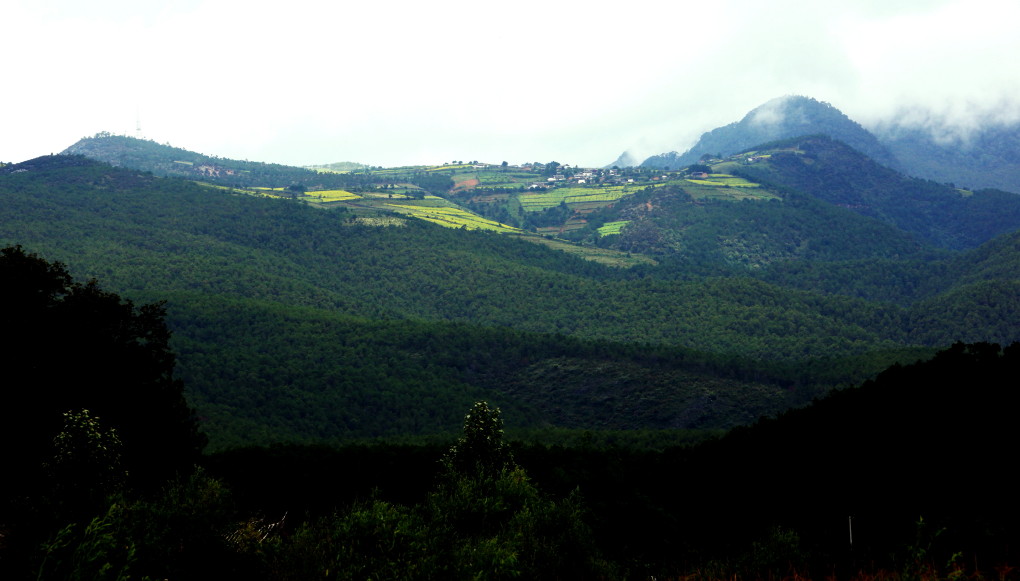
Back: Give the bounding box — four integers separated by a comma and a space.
11, 344, 1020, 579
583, 181, 931, 267
216, 403, 616, 579
125, 469, 237, 578
744, 526, 806, 575
47, 410, 128, 513
442, 401, 515, 478
34, 503, 138, 581
0, 244, 204, 502
26, 470, 241, 581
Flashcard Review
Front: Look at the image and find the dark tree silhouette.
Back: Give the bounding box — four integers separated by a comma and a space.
0, 246, 205, 501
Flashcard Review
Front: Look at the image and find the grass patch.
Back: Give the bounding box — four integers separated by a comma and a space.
308, 189, 361, 202
384, 204, 521, 233
597, 220, 630, 236
517, 184, 647, 212
686, 174, 760, 188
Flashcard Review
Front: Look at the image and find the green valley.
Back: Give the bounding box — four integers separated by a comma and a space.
4, 126, 1020, 580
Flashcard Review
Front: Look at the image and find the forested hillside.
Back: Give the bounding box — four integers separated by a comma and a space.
3, 139, 1020, 579
4, 270, 1013, 579
2, 154, 1019, 452
61, 133, 454, 194
737, 136, 1020, 249
875, 120, 1020, 193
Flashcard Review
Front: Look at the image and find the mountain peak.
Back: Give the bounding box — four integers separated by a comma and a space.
604, 150, 638, 168
642, 95, 896, 170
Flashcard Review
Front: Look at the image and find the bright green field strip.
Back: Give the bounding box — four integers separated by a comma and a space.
597, 220, 630, 236
384, 204, 521, 233
685, 174, 760, 188
683, 184, 780, 201
474, 171, 539, 186
517, 191, 567, 211
710, 162, 744, 174
564, 191, 627, 203
503, 172, 542, 180
518, 185, 639, 212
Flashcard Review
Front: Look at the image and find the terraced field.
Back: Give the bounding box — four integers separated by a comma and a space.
517, 184, 650, 212
384, 203, 521, 233
682, 174, 780, 201
686, 174, 760, 187
596, 220, 630, 236
308, 189, 361, 202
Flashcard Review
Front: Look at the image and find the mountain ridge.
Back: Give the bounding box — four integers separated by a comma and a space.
637, 95, 1020, 193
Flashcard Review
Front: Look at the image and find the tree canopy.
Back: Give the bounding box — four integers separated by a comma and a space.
0, 245, 205, 500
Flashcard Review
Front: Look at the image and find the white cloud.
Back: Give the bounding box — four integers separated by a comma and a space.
3, 0, 1018, 166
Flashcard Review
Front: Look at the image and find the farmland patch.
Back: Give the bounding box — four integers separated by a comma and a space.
597, 220, 630, 236
384, 203, 521, 233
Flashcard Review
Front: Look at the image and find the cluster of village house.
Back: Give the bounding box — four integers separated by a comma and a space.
465, 162, 683, 191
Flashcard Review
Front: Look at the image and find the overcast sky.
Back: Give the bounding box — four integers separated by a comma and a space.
4, 0, 1019, 167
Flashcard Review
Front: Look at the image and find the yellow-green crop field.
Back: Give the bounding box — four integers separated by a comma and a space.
384, 204, 521, 233
597, 220, 630, 236
680, 174, 781, 201
360, 191, 412, 199
517, 191, 566, 211
309, 189, 361, 202
517, 185, 644, 212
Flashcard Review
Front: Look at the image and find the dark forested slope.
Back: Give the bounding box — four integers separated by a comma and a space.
737, 136, 1020, 249
875, 120, 1020, 193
